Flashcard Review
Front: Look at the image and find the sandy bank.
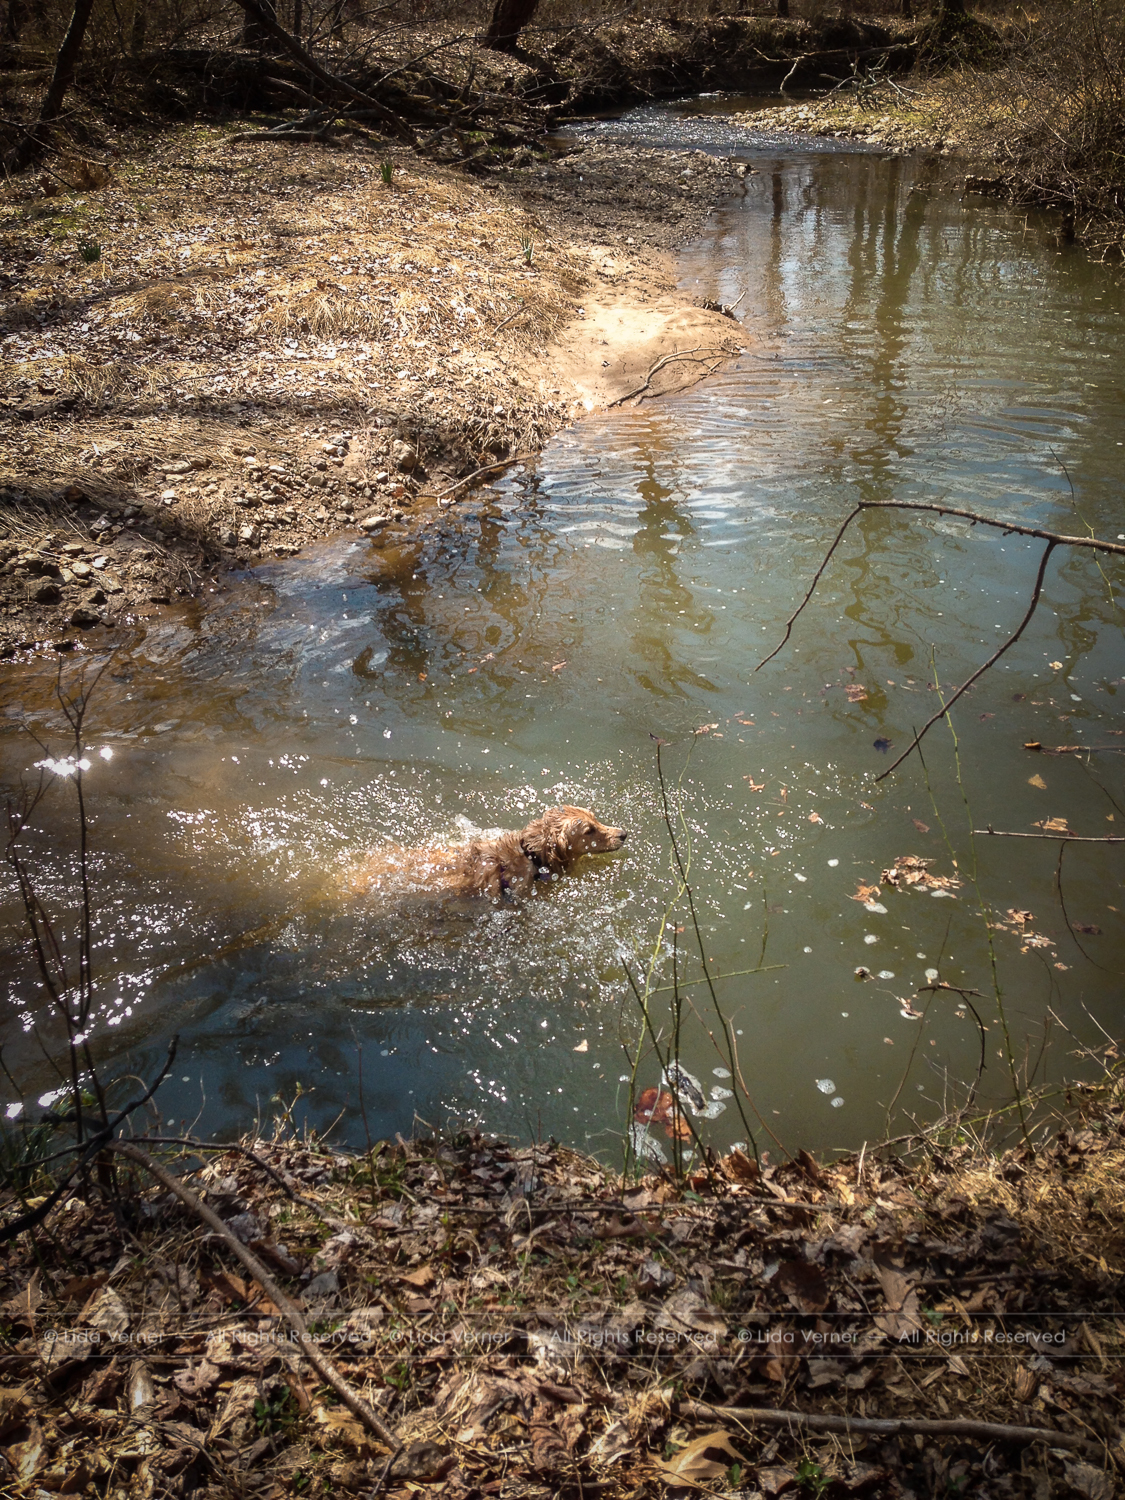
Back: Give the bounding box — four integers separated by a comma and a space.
0, 132, 743, 656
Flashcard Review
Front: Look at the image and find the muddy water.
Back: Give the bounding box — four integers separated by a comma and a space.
3, 117, 1124, 1160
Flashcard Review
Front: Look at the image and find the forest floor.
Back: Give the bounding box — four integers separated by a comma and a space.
1, 1092, 1124, 1500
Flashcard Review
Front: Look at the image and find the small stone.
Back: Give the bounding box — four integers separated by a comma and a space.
340, 498, 354, 515
61, 542, 85, 557
33, 579, 62, 604
219, 527, 237, 547
359, 515, 386, 532
60, 567, 76, 585
391, 440, 418, 472
70, 605, 101, 627
71, 561, 93, 580
161, 489, 177, 503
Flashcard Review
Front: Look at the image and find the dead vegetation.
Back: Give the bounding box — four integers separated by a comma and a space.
2, 1092, 1125, 1500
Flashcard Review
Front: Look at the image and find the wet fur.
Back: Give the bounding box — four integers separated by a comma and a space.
345, 805, 627, 900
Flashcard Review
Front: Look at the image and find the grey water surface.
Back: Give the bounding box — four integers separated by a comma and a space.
2, 106, 1123, 1160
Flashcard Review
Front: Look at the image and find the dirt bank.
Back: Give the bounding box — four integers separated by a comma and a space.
721, 84, 961, 156
2, 1095, 1123, 1498
0, 130, 742, 658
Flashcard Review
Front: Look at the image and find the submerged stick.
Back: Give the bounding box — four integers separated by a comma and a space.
111, 1141, 402, 1453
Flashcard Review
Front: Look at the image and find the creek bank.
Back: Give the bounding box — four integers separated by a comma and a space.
1, 1097, 1123, 1498
0, 132, 742, 657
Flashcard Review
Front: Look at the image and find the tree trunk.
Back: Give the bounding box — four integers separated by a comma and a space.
292, 0, 302, 43
242, 0, 277, 49
776, 0, 789, 16
5, 0, 26, 44
129, 0, 146, 56
8, 0, 96, 171
483, 0, 540, 52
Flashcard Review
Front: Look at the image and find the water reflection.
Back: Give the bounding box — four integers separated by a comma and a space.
2, 141, 1123, 1159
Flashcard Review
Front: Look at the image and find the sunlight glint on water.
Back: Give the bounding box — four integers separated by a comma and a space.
1, 132, 1123, 1159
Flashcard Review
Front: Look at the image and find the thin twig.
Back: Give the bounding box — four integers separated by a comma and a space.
607, 348, 726, 408
681, 1400, 1101, 1456
972, 827, 1125, 842
877, 539, 1057, 779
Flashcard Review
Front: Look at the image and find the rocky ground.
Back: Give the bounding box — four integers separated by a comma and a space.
0, 129, 741, 658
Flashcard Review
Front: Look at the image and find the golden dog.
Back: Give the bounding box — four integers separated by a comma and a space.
345, 805, 627, 900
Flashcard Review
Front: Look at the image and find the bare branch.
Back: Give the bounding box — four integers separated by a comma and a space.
973, 827, 1125, 843
681, 1400, 1101, 1457
110, 1141, 402, 1453
876, 539, 1057, 779
857, 498, 1125, 556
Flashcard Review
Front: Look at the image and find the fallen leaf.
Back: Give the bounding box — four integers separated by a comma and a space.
1073, 923, 1102, 935
1028, 774, 1047, 789
573, 1039, 588, 1052
844, 683, 868, 702
399, 1265, 436, 1289
657, 1288, 728, 1340
660, 1430, 746, 1484
808, 812, 823, 824
744, 777, 765, 791
850, 883, 881, 902
912, 818, 930, 833
1033, 817, 1069, 831
775, 1260, 830, 1314
174, 1359, 221, 1396
590, 1418, 632, 1465
1049, 661, 1064, 671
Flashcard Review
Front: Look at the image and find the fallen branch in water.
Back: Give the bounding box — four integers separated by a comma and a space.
974, 827, 1125, 843
110, 1140, 403, 1453
876, 538, 1056, 779
1025, 742, 1125, 755
756, 498, 1125, 780
680, 1399, 1102, 1457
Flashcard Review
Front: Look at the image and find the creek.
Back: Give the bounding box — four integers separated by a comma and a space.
2, 100, 1123, 1161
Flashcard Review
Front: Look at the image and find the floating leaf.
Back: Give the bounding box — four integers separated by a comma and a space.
808, 812, 823, 824
873, 737, 893, 753
1033, 817, 1069, 831
1028, 774, 1047, 789
912, 818, 930, 833
744, 776, 765, 791
844, 684, 869, 702
851, 882, 881, 902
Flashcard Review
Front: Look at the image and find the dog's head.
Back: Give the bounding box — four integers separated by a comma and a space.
523, 805, 628, 870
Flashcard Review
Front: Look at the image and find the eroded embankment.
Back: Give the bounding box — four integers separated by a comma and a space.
1, 1098, 1123, 1498
0, 128, 743, 656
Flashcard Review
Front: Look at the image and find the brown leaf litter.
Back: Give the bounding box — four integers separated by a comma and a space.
3, 1100, 1125, 1499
